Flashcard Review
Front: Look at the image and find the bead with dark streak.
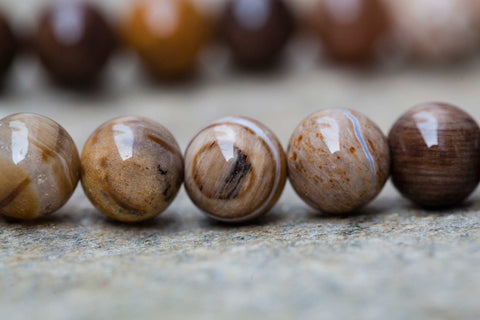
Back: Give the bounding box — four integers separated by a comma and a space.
389, 103, 480, 207
184, 116, 287, 222
81, 117, 184, 222
0, 113, 80, 219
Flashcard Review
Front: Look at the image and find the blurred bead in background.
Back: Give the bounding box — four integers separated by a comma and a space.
308, 0, 390, 63
121, 0, 211, 79
34, 1, 116, 87
0, 12, 17, 84
220, 0, 295, 69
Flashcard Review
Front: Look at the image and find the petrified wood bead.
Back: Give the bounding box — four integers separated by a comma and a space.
287, 109, 390, 214
310, 0, 390, 63
184, 116, 287, 222
122, 0, 210, 79
81, 117, 183, 222
221, 0, 295, 68
389, 103, 480, 207
34, 1, 116, 86
0, 113, 80, 219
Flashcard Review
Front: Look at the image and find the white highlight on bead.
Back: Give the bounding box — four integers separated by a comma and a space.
10, 120, 29, 165
113, 123, 134, 161
341, 109, 377, 189
211, 116, 282, 222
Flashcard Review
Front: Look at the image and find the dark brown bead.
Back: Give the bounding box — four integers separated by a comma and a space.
310, 0, 390, 63
34, 1, 116, 86
221, 0, 295, 68
0, 13, 17, 81
389, 103, 480, 208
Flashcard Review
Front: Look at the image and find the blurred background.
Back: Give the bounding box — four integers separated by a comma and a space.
1, 0, 480, 319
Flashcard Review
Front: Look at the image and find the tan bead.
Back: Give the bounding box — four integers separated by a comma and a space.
184, 116, 287, 222
287, 109, 390, 214
0, 113, 80, 219
81, 117, 183, 222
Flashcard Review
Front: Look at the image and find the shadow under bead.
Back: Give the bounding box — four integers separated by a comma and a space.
0, 113, 80, 219
81, 117, 184, 223
389, 103, 480, 208
34, 1, 116, 87
184, 116, 287, 222
221, 0, 295, 69
287, 109, 390, 214
0, 13, 17, 82
121, 0, 211, 79
310, 0, 390, 63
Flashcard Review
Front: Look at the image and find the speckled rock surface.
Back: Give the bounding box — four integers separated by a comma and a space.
1, 1, 480, 319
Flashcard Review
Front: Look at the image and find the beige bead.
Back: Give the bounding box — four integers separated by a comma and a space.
385, 0, 480, 62
287, 109, 390, 214
81, 117, 183, 222
0, 113, 80, 219
184, 116, 287, 222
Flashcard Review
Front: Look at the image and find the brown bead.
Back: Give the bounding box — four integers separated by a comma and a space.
34, 1, 116, 86
122, 0, 211, 79
221, 0, 295, 68
184, 116, 287, 222
310, 0, 390, 63
0, 113, 80, 220
389, 103, 480, 208
81, 117, 184, 222
0, 13, 17, 81
287, 109, 390, 214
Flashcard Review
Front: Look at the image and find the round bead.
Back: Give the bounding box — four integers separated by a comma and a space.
389, 103, 480, 207
184, 116, 287, 222
81, 117, 183, 222
34, 1, 116, 86
310, 0, 390, 63
287, 109, 390, 214
0, 13, 17, 81
0, 113, 80, 219
221, 0, 295, 68
122, 0, 210, 79
385, 0, 480, 62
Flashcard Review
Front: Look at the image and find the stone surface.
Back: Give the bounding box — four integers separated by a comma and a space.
0, 0, 480, 319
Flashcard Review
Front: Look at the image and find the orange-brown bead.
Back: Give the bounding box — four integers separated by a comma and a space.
122, 0, 211, 79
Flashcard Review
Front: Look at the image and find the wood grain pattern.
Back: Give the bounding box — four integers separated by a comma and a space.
0, 113, 80, 219
287, 108, 390, 214
388, 102, 480, 207
184, 116, 287, 222
81, 116, 184, 222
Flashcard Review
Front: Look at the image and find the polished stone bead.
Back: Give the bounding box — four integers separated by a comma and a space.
221, 0, 295, 68
81, 117, 184, 222
34, 1, 116, 86
122, 0, 211, 79
0, 113, 80, 219
389, 103, 480, 207
184, 116, 287, 222
310, 0, 390, 63
385, 0, 480, 62
287, 109, 390, 213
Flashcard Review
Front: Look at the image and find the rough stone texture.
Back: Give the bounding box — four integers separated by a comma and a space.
1, 1, 480, 319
